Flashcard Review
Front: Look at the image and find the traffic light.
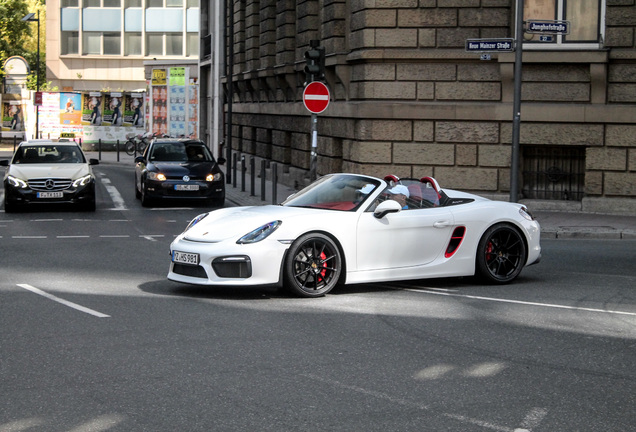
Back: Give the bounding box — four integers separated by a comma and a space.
304, 40, 325, 83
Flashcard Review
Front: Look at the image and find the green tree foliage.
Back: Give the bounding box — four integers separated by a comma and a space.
0, 0, 46, 90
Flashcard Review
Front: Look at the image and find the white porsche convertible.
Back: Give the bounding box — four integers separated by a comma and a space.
168, 173, 541, 297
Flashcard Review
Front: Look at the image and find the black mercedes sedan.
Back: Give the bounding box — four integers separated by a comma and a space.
134, 138, 226, 207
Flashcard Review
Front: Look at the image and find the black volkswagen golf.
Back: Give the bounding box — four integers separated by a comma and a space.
134, 139, 226, 207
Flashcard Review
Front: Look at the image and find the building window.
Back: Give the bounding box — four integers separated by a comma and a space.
186, 32, 198, 57
103, 32, 121, 54
166, 33, 183, 55
125, 32, 142, 55
522, 0, 605, 49
61, 31, 79, 54
146, 33, 163, 55
62, 0, 79, 6
83, 32, 121, 55
83, 32, 101, 54
522, 146, 585, 201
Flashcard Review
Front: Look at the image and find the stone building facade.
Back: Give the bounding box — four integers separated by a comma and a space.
205, 0, 636, 214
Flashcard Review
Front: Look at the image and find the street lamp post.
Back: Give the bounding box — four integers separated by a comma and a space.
22, 11, 40, 139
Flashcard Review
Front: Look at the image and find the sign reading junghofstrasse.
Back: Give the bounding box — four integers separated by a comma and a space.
526, 20, 570, 34
465, 38, 515, 52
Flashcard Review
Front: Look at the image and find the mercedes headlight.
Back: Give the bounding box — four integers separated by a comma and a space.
237, 221, 282, 244
72, 174, 93, 187
7, 175, 27, 188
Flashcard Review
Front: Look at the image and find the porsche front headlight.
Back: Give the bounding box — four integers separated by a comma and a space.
7, 175, 27, 188
184, 212, 209, 232
519, 206, 535, 221
237, 221, 282, 244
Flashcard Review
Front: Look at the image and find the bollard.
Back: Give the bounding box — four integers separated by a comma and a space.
13, 135, 17, 151
116, 139, 120, 162
241, 155, 246, 192
260, 160, 266, 201
271, 162, 278, 204
250, 156, 255, 196
98, 139, 102, 160
232, 153, 238, 188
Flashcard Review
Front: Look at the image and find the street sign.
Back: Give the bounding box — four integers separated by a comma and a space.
465, 38, 514, 52
526, 20, 570, 34
303, 81, 330, 114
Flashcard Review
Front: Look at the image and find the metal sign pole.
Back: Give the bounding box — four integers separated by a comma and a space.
510, 0, 524, 202
310, 113, 318, 181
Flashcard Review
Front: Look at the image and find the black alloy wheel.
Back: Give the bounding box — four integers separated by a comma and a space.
476, 223, 527, 284
284, 233, 342, 297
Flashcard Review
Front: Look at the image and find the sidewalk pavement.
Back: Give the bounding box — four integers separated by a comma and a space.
1, 144, 635, 240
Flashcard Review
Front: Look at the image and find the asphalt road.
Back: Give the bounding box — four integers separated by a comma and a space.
1, 161, 635, 432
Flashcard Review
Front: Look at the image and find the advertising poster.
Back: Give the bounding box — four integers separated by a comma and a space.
151, 84, 167, 136
168, 67, 187, 137
188, 78, 198, 139
124, 93, 144, 127
82, 92, 103, 125
104, 92, 124, 126
60, 92, 82, 126
2, 101, 24, 131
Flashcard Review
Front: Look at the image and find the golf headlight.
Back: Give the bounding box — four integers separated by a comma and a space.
206, 173, 222, 182
148, 172, 166, 181
184, 213, 209, 232
7, 175, 28, 188
72, 174, 93, 187
237, 221, 282, 244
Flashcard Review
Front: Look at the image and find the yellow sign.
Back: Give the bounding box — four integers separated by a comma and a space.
60, 132, 76, 138
152, 69, 167, 85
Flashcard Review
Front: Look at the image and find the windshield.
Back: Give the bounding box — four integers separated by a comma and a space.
149, 142, 214, 162
12, 144, 86, 164
283, 174, 381, 211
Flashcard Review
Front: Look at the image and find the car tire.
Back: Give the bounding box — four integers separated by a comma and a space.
284, 233, 342, 298
4, 195, 17, 213
476, 223, 527, 284
135, 174, 141, 199
140, 180, 153, 207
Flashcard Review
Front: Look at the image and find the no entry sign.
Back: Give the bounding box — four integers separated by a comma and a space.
303, 82, 330, 114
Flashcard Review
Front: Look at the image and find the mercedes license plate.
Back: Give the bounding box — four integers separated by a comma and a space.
173, 251, 199, 265
175, 184, 199, 191
37, 191, 64, 198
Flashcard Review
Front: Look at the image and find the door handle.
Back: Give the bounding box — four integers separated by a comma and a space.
433, 221, 450, 228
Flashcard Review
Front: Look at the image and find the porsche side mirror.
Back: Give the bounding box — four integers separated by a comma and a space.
89, 158, 99, 166
373, 200, 402, 219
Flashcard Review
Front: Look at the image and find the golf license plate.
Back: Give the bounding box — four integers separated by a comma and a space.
173, 251, 200, 265
175, 184, 199, 191
37, 191, 64, 198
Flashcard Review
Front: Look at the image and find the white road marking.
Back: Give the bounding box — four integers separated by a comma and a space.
303, 373, 515, 431
56, 235, 90, 239
12, 236, 47, 239
514, 407, 548, 432
405, 287, 636, 317
140, 235, 164, 241
100, 177, 127, 211
99, 235, 130, 238
17, 284, 110, 318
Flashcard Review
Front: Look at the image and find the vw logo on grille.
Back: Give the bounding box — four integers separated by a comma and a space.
45, 179, 55, 189
182, 175, 190, 182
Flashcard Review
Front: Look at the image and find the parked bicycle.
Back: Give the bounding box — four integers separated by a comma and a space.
124, 132, 152, 156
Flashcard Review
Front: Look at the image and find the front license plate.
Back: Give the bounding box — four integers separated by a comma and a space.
173, 251, 200, 265
175, 184, 199, 191
37, 191, 64, 198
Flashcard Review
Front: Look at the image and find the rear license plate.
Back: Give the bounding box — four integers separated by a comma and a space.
173, 251, 200, 265
175, 184, 199, 191
37, 191, 64, 198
